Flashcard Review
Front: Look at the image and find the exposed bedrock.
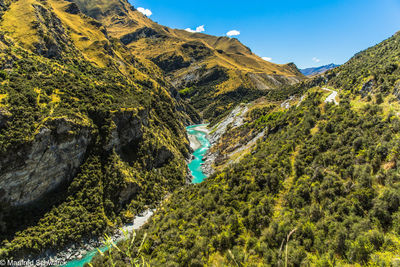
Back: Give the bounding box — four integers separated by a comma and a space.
0, 118, 92, 206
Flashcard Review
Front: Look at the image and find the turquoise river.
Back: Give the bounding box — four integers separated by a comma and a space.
61, 124, 210, 266
186, 124, 211, 183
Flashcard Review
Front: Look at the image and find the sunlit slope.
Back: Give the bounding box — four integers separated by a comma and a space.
71, 0, 304, 121
103, 6, 302, 78
92, 31, 400, 267
0, 0, 199, 259
326, 31, 400, 95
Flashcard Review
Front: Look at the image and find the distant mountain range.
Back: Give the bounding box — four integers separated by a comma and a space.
301, 63, 340, 76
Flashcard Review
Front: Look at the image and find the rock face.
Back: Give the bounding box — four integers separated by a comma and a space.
151, 53, 190, 73
202, 104, 249, 176
0, 108, 177, 207
0, 118, 92, 206
104, 109, 147, 154
105, 109, 175, 169
171, 65, 228, 89
154, 146, 174, 168
120, 27, 165, 45
33, 4, 72, 58
65, 3, 81, 15
247, 72, 300, 90
361, 79, 375, 97
394, 81, 400, 100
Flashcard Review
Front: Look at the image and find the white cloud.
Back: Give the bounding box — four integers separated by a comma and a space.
185, 25, 205, 33
227, 30, 240, 37
137, 7, 152, 17
312, 57, 321, 63
262, 57, 272, 61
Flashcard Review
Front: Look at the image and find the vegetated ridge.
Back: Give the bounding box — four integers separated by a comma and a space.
71, 0, 305, 124
93, 32, 400, 266
0, 0, 301, 261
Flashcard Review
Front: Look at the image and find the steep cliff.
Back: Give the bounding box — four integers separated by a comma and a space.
0, 0, 193, 259
0, 117, 92, 206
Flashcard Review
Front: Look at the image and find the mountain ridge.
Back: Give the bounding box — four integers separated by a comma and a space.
300, 63, 340, 76
70, 0, 305, 122
0, 0, 301, 261
0, 0, 200, 259
92, 30, 400, 266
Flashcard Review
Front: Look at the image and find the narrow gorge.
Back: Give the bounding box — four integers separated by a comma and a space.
2, 0, 400, 266
60, 124, 212, 266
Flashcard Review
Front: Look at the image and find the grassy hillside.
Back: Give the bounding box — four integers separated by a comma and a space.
0, 0, 197, 259
92, 32, 400, 266
71, 0, 304, 123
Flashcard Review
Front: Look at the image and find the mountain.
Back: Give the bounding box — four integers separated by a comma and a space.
0, 0, 196, 259
0, 0, 302, 261
300, 63, 340, 76
92, 32, 400, 266
70, 0, 304, 123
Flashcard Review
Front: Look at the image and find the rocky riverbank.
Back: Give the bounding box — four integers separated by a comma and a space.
188, 134, 201, 151
202, 104, 249, 176
30, 210, 154, 266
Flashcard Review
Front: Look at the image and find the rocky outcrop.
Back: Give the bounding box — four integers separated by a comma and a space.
65, 3, 81, 15
120, 27, 165, 45
105, 109, 175, 169
0, 107, 178, 207
180, 41, 213, 61
247, 73, 300, 90
172, 65, 228, 88
0, 118, 92, 206
202, 104, 249, 176
394, 81, 400, 100
0, 109, 156, 207
104, 109, 147, 153
33, 4, 72, 58
208, 104, 249, 145
151, 53, 190, 73
361, 79, 375, 97
119, 182, 138, 205
153, 146, 174, 168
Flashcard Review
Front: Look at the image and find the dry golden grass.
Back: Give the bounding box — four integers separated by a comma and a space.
78, 0, 304, 82
0, 93, 7, 107
1, 0, 39, 49
48, 0, 114, 67
350, 93, 400, 117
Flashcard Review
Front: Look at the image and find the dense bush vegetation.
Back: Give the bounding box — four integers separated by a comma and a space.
326, 31, 400, 98
2, 0, 400, 264
95, 92, 400, 266
0, 35, 191, 258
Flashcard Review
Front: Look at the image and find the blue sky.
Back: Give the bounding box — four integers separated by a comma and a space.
131, 0, 400, 69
